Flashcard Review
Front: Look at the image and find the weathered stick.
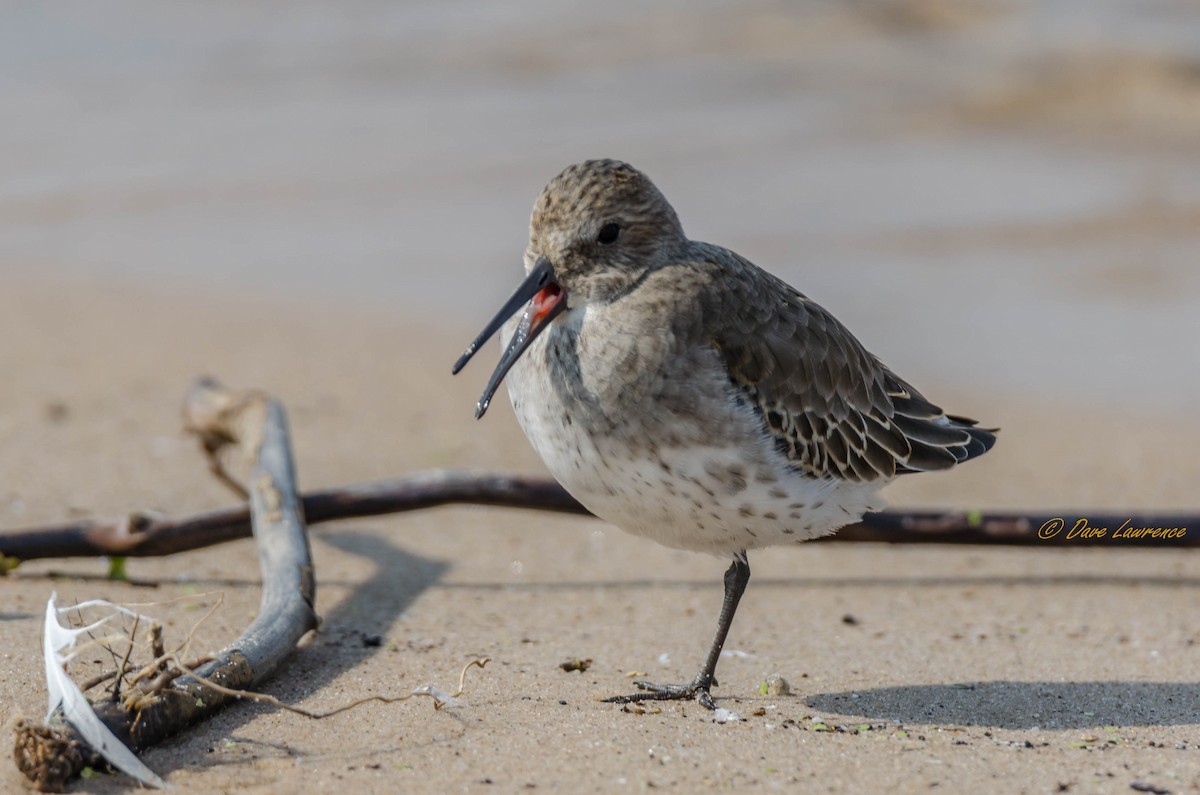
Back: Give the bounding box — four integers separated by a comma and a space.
0, 471, 588, 563
14, 378, 319, 791
0, 473, 1194, 563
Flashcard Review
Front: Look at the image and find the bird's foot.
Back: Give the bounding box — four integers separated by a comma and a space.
604, 675, 717, 710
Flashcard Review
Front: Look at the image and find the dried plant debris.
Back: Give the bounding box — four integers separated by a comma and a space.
13, 720, 86, 793
217, 656, 492, 718
559, 658, 593, 673
40, 593, 168, 788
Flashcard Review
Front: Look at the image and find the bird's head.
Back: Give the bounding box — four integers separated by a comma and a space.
526, 159, 685, 305
453, 160, 685, 417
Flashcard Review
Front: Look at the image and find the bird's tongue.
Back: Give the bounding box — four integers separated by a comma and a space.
530, 284, 564, 325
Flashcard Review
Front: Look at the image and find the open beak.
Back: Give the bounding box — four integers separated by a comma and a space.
452, 256, 567, 419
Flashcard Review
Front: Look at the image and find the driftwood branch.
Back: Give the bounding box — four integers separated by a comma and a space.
14, 378, 319, 791
0, 473, 1195, 563
0, 471, 588, 563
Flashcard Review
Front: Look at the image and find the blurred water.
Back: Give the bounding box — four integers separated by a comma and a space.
1, 0, 1198, 410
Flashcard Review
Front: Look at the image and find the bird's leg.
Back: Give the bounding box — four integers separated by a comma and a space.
605, 555, 750, 710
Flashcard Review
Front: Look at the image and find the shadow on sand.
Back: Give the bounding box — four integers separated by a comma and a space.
807, 680, 1200, 729
144, 524, 449, 772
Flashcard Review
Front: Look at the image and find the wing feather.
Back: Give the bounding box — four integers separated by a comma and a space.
694, 250, 996, 482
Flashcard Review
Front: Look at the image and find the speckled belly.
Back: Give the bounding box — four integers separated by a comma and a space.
508, 371, 885, 556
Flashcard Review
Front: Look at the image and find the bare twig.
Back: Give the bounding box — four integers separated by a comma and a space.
0, 473, 1195, 564
110, 613, 138, 704
146, 655, 490, 719
0, 471, 587, 562
79, 662, 136, 694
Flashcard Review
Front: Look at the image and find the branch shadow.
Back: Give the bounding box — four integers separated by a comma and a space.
144, 524, 448, 773
806, 681, 1200, 729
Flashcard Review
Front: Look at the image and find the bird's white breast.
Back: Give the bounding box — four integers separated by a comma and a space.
502, 308, 887, 556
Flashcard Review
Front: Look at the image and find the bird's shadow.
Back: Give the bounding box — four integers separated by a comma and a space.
806, 681, 1200, 729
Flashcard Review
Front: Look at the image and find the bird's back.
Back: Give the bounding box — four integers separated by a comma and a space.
685, 243, 996, 483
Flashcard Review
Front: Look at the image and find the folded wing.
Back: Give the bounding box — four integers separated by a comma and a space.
704, 255, 996, 482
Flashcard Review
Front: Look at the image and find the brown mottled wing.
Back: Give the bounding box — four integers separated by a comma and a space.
703, 253, 996, 482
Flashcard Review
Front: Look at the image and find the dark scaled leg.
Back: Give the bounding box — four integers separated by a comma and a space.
605, 554, 750, 710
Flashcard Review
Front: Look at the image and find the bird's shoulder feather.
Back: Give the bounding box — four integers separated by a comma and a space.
663, 247, 995, 481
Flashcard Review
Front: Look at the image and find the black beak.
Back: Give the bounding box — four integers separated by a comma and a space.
452, 256, 566, 419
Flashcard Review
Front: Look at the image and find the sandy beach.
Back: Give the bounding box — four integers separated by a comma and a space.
1, 276, 1198, 794
3, 1, 1200, 792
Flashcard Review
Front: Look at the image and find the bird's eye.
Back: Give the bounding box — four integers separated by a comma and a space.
597, 223, 621, 245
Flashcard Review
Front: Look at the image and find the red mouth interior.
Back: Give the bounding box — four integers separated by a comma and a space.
530, 284, 563, 325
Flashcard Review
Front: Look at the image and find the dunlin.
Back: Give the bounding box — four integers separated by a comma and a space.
453, 159, 996, 709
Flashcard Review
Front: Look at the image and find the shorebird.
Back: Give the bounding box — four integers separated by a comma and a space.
453, 159, 996, 709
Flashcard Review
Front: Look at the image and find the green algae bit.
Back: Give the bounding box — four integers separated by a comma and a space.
106, 556, 128, 581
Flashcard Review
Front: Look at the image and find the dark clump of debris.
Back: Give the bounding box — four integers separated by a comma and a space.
559, 658, 592, 673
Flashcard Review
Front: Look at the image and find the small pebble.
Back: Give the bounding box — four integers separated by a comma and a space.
763, 674, 791, 696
